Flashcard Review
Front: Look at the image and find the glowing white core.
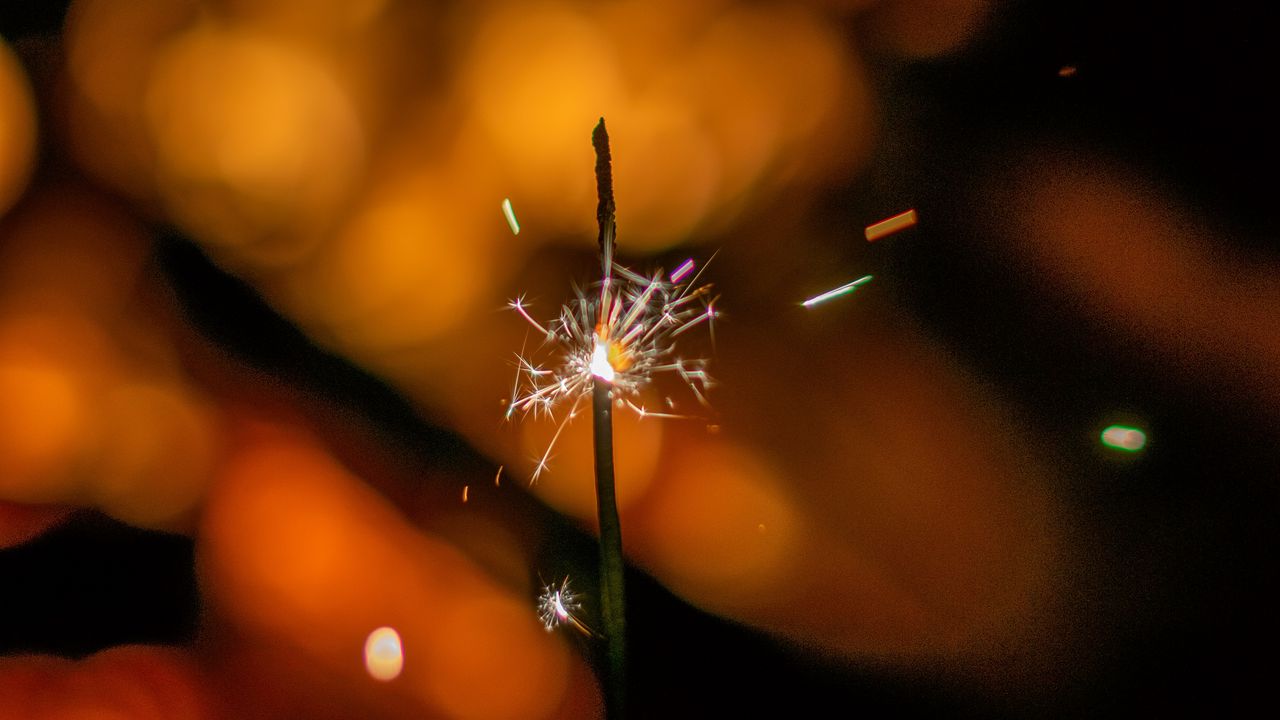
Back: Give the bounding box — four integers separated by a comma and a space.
590, 340, 615, 382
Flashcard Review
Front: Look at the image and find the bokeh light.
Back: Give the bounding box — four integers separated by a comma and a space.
0, 37, 36, 217
363, 626, 403, 681
143, 24, 363, 266
200, 427, 587, 719
1101, 425, 1147, 452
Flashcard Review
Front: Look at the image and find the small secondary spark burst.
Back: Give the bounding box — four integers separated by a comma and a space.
537, 577, 594, 636
802, 274, 873, 308
506, 251, 717, 481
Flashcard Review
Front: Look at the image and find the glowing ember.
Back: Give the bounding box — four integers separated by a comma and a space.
590, 340, 615, 382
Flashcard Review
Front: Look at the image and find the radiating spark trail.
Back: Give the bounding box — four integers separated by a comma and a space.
537, 577, 594, 637
507, 251, 717, 481
801, 275, 873, 308
494, 465, 503, 486
501, 197, 520, 235
865, 208, 918, 242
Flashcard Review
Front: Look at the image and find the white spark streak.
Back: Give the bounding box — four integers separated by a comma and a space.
801, 275, 873, 308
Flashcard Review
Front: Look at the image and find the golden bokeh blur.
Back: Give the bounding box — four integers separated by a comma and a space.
0, 312, 114, 504
144, 24, 363, 266
863, 0, 994, 58
63, 0, 198, 203
0, 646, 213, 719
0, 182, 221, 529
304, 170, 494, 352
998, 152, 1280, 414
199, 426, 592, 719
629, 440, 799, 613
0, 0, 1097, 714
0, 36, 36, 217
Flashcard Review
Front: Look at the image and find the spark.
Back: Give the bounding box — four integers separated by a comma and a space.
1058, 65, 1078, 78
462, 485, 469, 503
801, 275, 873, 308
494, 465, 503, 486
507, 250, 717, 482
537, 576, 594, 636
501, 198, 520, 235
865, 208, 918, 242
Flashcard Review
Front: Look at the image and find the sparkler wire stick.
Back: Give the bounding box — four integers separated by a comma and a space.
591, 117, 627, 719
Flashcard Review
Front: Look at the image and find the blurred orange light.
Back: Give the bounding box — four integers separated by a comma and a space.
0, 38, 36, 216
631, 442, 798, 613
144, 26, 363, 262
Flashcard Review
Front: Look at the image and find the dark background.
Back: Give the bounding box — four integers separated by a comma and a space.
2, 1, 1278, 716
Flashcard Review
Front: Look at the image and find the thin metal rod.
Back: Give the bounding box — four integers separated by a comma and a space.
592, 379, 626, 718
592, 117, 626, 719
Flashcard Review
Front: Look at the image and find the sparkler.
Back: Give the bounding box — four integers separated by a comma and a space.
537, 576, 594, 637
505, 182, 718, 478
506, 118, 715, 718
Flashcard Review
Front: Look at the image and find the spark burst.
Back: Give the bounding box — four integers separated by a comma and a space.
537, 576, 594, 636
506, 251, 718, 481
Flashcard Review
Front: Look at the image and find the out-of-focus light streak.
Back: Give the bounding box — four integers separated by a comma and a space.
363, 626, 403, 681
669, 258, 695, 283
865, 209, 918, 242
462, 485, 469, 503
1058, 65, 1078, 78
494, 465, 503, 486
801, 275, 872, 308
1101, 425, 1146, 452
501, 197, 520, 235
